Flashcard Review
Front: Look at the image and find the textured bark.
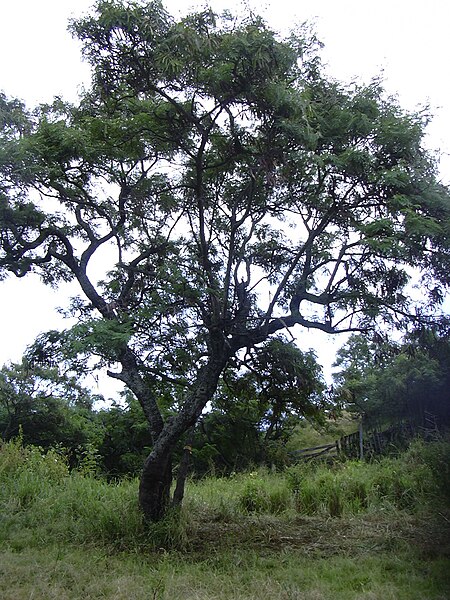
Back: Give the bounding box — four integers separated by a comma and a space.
113, 346, 164, 442
139, 348, 229, 521
172, 426, 194, 508
139, 451, 173, 522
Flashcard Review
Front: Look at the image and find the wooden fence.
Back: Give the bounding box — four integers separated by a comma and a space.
288, 442, 338, 462
289, 411, 440, 463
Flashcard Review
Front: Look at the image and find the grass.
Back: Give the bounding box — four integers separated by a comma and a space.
1, 435, 449, 599
1, 543, 448, 600
185, 437, 448, 519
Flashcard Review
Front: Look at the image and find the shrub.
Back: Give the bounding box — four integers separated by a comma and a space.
0, 435, 69, 482
239, 480, 269, 513
406, 436, 450, 503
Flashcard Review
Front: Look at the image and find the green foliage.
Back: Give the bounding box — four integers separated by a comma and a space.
238, 474, 291, 514
1, 544, 449, 600
190, 338, 327, 475
67, 319, 134, 361
95, 397, 152, 477
1, 434, 449, 574
0, 434, 69, 484
75, 442, 102, 477
2, 1, 449, 360
286, 413, 356, 451
0, 358, 154, 479
333, 328, 450, 427
0, 359, 101, 464
285, 437, 449, 517
407, 437, 450, 502
186, 436, 450, 521
0, 437, 143, 550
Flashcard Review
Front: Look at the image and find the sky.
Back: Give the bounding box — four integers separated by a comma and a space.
1, 0, 449, 394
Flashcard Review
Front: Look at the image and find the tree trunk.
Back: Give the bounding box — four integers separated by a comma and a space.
139, 451, 173, 522
172, 426, 194, 508
139, 346, 230, 521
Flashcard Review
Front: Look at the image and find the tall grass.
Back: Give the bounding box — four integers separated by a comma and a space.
1, 435, 449, 552
0, 436, 185, 551
186, 436, 449, 519
1, 435, 449, 599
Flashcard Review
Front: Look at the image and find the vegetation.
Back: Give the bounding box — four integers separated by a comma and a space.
0, 354, 324, 477
1, 434, 449, 598
333, 324, 450, 428
0, 3, 448, 596
0, 359, 102, 467
1, 0, 450, 520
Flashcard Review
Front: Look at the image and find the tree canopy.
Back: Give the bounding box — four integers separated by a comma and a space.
332, 325, 450, 428
0, 359, 99, 456
1, 0, 449, 520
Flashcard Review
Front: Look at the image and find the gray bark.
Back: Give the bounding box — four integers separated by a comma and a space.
139, 350, 229, 521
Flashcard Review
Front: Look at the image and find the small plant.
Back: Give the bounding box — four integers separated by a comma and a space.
328, 489, 343, 517
239, 480, 270, 514
76, 443, 102, 477
145, 507, 189, 550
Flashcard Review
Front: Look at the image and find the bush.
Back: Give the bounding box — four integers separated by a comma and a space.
406, 436, 450, 502
0, 435, 69, 482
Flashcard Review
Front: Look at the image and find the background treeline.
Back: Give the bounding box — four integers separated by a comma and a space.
1, 325, 449, 479
331, 324, 450, 430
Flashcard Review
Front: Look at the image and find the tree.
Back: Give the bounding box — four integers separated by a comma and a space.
1, 1, 449, 520
332, 327, 450, 428
195, 337, 326, 472
0, 359, 100, 459
219, 337, 326, 439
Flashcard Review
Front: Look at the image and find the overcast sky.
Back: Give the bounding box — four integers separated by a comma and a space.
1, 0, 449, 392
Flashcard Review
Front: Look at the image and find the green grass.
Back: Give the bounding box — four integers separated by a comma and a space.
1, 435, 449, 599
1, 539, 448, 599
186, 437, 447, 519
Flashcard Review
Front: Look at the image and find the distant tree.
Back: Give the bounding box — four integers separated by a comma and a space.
221, 337, 326, 439
332, 335, 384, 422
399, 324, 450, 425
195, 337, 326, 471
332, 327, 450, 427
0, 359, 100, 459
1, 2, 449, 520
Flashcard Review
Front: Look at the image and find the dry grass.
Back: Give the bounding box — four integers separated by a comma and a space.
183, 508, 450, 558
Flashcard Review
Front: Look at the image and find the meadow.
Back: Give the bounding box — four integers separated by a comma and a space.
1, 435, 449, 599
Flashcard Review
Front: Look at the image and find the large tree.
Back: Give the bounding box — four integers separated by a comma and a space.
1, 1, 449, 520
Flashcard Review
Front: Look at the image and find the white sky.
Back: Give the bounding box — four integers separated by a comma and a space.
1, 0, 449, 393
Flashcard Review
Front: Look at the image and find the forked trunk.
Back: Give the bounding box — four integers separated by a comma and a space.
139, 451, 173, 522
139, 348, 230, 521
